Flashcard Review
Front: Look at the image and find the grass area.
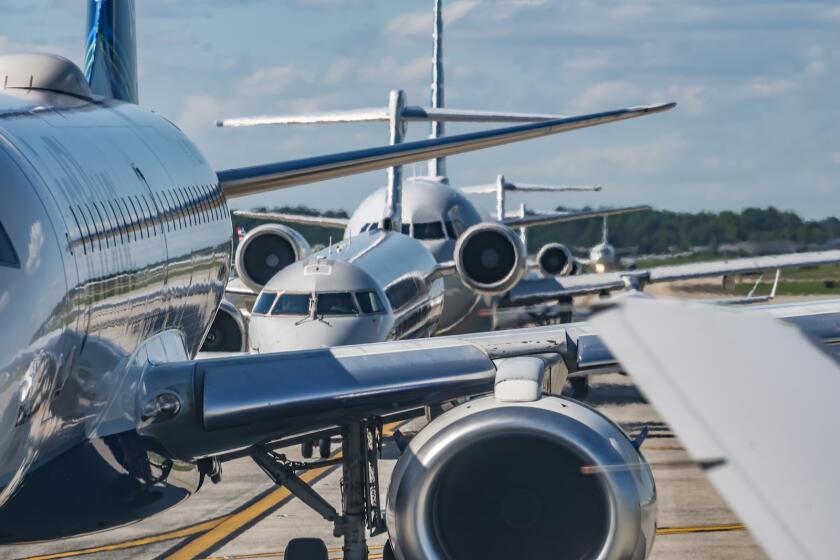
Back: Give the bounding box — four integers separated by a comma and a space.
667, 263, 840, 297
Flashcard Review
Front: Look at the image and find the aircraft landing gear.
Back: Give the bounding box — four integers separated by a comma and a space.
251, 420, 387, 560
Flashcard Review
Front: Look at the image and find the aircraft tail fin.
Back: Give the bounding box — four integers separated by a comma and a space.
84, 0, 138, 103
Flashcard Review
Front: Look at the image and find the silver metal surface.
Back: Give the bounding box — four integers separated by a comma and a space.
428, 0, 446, 178
385, 90, 406, 231
216, 103, 677, 198
386, 394, 657, 560
232, 210, 348, 230
502, 204, 651, 228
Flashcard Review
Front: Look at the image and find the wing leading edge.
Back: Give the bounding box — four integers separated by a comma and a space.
217, 103, 676, 198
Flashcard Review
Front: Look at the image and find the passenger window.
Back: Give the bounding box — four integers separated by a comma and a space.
356, 290, 384, 314
0, 221, 20, 268
316, 292, 358, 315
412, 222, 445, 240
272, 293, 310, 315
252, 292, 277, 314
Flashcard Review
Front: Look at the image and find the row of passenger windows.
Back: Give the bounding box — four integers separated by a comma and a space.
360, 220, 466, 241
68, 184, 225, 254
253, 290, 386, 317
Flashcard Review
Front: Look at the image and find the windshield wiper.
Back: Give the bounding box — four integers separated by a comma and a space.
295, 294, 332, 327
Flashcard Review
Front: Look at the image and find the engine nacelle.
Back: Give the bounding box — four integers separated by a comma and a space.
537, 242, 574, 276
235, 224, 310, 292
387, 395, 656, 560
454, 223, 526, 296
200, 299, 248, 353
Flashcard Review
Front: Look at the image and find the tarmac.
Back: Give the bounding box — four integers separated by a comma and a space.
0, 371, 769, 560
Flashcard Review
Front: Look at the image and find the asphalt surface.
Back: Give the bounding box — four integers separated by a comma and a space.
0, 371, 769, 560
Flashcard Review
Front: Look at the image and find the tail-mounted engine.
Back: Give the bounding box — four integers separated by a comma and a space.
387, 391, 657, 559
454, 223, 526, 295
200, 299, 248, 353
537, 242, 574, 276
235, 224, 310, 293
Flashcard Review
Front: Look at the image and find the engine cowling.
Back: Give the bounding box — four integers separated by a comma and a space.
235, 224, 310, 293
454, 223, 526, 295
537, 243, 574, 276
200, 299, 248, 353
387, 395, 657, 560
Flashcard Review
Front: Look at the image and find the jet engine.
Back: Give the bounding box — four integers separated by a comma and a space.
200, 299, 248, 353
387, 394, 657, 560
537, 242, 574, 276
454, 223, 526, 295
235, 224, 310, 292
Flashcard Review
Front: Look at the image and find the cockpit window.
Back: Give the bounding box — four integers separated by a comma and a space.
272, 293, 310, 315
356, 290, 385, 314
360, 223, 371, 232
252, 292, 277, 314
412, 222, 445, 240
316, 292, 358, 315
0, 222, 19, 268
444, 221, 458, 240
401, 223, 411, 235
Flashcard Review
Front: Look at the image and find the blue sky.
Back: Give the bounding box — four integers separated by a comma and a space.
3, 0, 839, 218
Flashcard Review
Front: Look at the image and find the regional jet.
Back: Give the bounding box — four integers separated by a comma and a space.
4, 3, 840, 560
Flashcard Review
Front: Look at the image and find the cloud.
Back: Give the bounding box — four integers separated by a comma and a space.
385, 0, 479, 36
26, 222, 44, 275
832, 152, 840, 165
550, 133, 688, 175
565, 81, 641, 113
235, 65, 312, 96
175, 94, 224, 137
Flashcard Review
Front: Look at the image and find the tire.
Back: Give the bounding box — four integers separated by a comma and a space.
301, 440, 314, 459
285, 538, 328, 560
318, 437, 331, 459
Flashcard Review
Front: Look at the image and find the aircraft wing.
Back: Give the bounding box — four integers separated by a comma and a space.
590, 298, 840, 560
216, 103, 675, 198
507, 250, 840, 304
232, 210, 349, 229
461, 184, 601, 194
501, 205, 650, 229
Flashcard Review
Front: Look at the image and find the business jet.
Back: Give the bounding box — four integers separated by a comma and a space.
218, 0, 655, 344
7, 3, 840, 560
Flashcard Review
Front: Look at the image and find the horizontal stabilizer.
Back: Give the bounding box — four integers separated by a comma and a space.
216, 106, 570, 128
232, 210, 349, 229
462, 183, 602, 194
502, 205, 650, 228
217, 102, 676, 198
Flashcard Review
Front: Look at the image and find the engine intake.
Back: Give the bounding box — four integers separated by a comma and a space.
200, 299, 248, 353
387, 395, 656, 560
235, 224, 309, 292
454, 223, 526, 295
537, 243, 574, 276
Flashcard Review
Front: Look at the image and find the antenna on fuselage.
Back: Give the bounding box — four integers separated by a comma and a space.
427, 0, 447, 180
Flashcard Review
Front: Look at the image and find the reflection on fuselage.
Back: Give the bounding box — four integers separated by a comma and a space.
0, 88, 231, 541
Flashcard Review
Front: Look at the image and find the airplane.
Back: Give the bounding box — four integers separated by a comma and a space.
217, 0, 655, 346
4, 3, 838, 560
590, 297, 840, 560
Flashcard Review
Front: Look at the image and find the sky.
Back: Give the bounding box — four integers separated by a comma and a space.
2, 0, 839, 219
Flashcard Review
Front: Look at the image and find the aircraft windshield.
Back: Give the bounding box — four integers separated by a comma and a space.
0, 221, 19, 268
316, 292, 358, 315
272, 293, 310, 315
252, 292, 277, 314
412, 222, 445, 240
356, 290, 385, 314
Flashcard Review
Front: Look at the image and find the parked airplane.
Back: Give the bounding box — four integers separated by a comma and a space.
6, 3, 838, 560
219, 0, 653, 345
591, 297, 840, 560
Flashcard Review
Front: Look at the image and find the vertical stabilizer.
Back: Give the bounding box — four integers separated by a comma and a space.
427, 0, 447, 179
384, 90, 407, 231
84, 0, 139, 104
